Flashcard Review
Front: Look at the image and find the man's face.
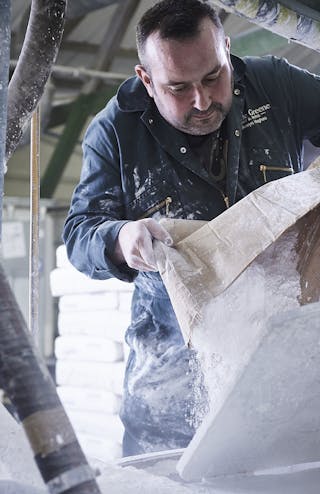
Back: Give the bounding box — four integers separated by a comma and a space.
135, 18, 234, 135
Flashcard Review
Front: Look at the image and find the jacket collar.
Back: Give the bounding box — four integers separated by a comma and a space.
117, 74, 150, 112
117, 54, 246, 112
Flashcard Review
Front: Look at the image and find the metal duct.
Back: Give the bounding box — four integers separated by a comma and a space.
280, 0, 320, 21
281, 0, 320, 21
212, 0, 320, 52
66, 0, 120, 19
6, 0, 67, 163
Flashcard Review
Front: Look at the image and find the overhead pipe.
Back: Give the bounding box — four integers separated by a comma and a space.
10, 59, 129, 85
212, 0, 320, 52
280, 0, 320, 22
1, 1, 103, 492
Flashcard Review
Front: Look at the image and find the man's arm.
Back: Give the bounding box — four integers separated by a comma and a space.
284, 57, 320, 146
63, 106, 172, 281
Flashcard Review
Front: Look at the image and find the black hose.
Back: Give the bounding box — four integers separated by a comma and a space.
6, 0, 67, 163
0, 264, 102, 494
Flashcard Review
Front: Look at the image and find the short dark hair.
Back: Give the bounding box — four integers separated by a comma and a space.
136, 0, 223, 63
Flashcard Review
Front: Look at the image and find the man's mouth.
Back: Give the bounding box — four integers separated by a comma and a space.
190, 103, 223, 121
192, 111, 214, 120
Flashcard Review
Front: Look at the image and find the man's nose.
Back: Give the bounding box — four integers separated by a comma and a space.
192, 85, 211, 111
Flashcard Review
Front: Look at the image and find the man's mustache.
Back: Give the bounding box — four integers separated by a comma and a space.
190, 102, 224, 117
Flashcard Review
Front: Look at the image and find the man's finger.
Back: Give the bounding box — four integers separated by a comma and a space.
142, 218, 173, 246
138, 232, 157, 270
127, 254, 157, 272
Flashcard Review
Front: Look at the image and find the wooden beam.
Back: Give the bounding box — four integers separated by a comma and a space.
61, 15, 86, 39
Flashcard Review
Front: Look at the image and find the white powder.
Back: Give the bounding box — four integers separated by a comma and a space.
97, 461, 210, 493
191, 228, 301, 426
0, 224, 310, 493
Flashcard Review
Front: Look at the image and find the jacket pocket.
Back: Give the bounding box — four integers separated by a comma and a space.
139, 196, 172, 219
125, 181, 182, 220
259, 164, 294, 183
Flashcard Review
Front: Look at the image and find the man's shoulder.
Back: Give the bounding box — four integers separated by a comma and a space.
83, 77, 150, 144
243, 54, 290, 75
116, 75, 150, 112
90, 76, 150, 127
238, 54, 294, 93
232, 54, 292, 87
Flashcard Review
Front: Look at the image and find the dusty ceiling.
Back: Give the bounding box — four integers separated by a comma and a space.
5, 0, 320, 202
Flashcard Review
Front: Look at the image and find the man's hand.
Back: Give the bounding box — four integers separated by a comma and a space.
112, 218, 173, 271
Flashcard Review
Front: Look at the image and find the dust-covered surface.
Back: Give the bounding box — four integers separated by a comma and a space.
2, 400, 320, 493
95, 454, 320, 494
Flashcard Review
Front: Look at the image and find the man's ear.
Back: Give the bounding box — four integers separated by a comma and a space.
135, 64, 154, 98
224, 36, 231, 64
225, 36, 231, 54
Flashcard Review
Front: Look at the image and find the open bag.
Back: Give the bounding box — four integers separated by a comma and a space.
155, 166, 320, 346
154, 165, 320, 481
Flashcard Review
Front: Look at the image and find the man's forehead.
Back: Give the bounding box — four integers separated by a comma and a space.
145, 32, 227, 83
144, 18, 223, 56
164, 63, 222, 85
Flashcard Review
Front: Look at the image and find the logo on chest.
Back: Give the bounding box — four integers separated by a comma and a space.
242, 103, 271, 130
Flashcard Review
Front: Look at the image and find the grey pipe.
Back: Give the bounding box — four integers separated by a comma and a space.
212, 0, 320, 52
6, 0, 67, 163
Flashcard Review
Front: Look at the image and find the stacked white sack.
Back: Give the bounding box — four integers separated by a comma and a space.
50, 245, 133, 462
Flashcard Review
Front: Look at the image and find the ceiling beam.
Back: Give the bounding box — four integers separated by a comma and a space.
59, 39, 97, 53
61, 15, 86, 39
10, 59, 129, 84
82, 0, 141, 94
40, 88, 116, 198
42, 0, 142, 198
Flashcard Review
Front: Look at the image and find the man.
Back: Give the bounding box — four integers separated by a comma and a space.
63, 0, 320, 456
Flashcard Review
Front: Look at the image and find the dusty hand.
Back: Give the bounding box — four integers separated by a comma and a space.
113, 218, 173, 271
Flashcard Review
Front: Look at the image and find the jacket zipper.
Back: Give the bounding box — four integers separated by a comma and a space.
222, 193, 229, 209
139, 196, 172, 219
260, 164, 294, 183
140, 190, 229, 220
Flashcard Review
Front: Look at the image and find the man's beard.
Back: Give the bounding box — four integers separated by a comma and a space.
183, 101, 229, 135
182, 74, 234, 135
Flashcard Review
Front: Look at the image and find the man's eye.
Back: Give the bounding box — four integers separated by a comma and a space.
205, 75, 219, 84
169, 85, 188, 94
